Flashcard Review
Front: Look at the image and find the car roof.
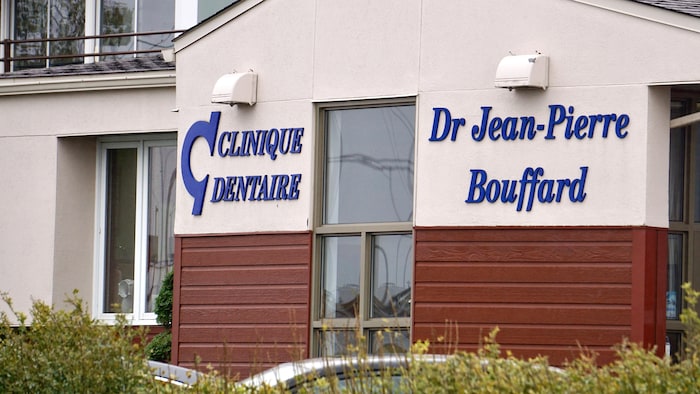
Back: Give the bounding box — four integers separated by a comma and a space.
148, 360, 202, 387
237, 354, 449, 389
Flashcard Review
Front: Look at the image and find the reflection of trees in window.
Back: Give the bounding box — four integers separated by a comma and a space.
371, 234, 412, 319
100, 0, 174, 60
101, 0, 134, 60
50, 0, 85, 66
13, 0, 84, 70
13, 0, 47, 69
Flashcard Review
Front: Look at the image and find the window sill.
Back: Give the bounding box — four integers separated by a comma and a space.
96, 314, 160, 326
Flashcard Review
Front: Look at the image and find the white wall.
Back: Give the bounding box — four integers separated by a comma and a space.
175, 0, 317, 234
415, 85, 666, 227
174, 0, 700, 234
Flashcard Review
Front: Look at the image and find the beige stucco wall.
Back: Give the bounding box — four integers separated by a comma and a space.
173, 0, 696, 234
0, 85, 175, 316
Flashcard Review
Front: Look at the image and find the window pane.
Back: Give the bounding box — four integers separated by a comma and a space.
324, 105, 415, 224
13, 0, 47, 70
669, 128, 685, 222
694, 128, 700, 223
318, 330, 359, 357
369, 329, 410, 355
666, 331, 682, 362
137, 0, 175, 51
667, 233, 683, 320
48, 0, 84, 66
101, 0, 135, 59
101, 0, 174, 59
145, 145, 176, 312
103, 148, 137, 313
371, 234, 412, 318
321, 236, 360, 319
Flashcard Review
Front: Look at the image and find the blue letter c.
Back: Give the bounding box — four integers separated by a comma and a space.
182, 112, 220, 215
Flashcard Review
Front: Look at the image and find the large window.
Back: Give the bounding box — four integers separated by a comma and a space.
313, 101, 415, 356
3, 0, 175, 70
96, 135, 176, 323
667, 94, 700, 358
11, 0, 85, 69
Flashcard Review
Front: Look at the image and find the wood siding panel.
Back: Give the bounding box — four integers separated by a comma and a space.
181, 266, 309, 286
415, 283, 632, 304
173, 232, 312, 377
415, 263, 631, 284
181, 244, 310, 267
413, 227, 663, 365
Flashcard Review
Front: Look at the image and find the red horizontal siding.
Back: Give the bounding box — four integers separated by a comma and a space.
172, 232, 312, 378
415, 263, 631, 283
413, 226, 665, 365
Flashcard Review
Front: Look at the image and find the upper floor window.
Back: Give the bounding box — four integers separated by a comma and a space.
100, 0, 174, 61
2, 0, 175, 71
95, 134, 176, 324
12, 0, 85, 69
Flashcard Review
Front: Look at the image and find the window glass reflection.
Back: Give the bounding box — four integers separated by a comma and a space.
369, 329, 410, 354
13, 0, 85, 69
318, 330, 359, 357
104, 148, 137, 313
667, 233, 683, 320
145, 145, 176, 312
694, 127, 700, 223
324, 106, 415, 224
101, 0, 175, 60
371, 234, 412, 318
137, 0, 175, 51
101, 0, 135, 59
49, 0, 85, 66
669, 127, 685, 222
321, 236, 361, 318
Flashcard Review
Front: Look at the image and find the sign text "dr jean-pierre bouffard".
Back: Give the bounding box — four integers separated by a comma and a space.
429, 105, 631, 212
182, 112, 304, 215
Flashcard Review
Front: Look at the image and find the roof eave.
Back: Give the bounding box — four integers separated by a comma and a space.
173, 0, 265, 54
571, 0, 700, 33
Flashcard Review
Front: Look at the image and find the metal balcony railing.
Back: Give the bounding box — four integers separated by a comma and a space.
1, 29, 185, 73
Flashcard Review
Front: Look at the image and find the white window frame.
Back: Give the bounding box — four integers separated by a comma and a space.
93, 133, 175, 325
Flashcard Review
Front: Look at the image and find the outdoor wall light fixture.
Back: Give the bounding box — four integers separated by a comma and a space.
211, 71, 258, 106
494, 53, 548, 90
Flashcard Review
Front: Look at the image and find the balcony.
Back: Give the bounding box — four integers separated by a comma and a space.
1, 30, 185, 74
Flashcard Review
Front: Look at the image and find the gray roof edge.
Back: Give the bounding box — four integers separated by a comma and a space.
0, 55, 174, 79
572, 0, 700, 33
630, 0, 700, 19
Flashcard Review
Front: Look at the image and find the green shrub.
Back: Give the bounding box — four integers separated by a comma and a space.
154, 270, 174, 329
0, 290, 153, 393
147, 270, 173, 362
147, 331, 173, 363
4, 282, 700, 393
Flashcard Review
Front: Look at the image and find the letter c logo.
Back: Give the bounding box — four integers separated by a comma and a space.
182, 112, 220, 215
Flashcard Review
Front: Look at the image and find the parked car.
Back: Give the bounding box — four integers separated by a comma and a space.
237, 354, 449, 392
148, 360, 201, 387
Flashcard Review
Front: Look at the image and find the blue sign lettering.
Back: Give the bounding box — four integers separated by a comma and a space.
181, 111, 305, 215
182, 112, 220, 215
428, 104, 626, 212
465, 166, 588, 212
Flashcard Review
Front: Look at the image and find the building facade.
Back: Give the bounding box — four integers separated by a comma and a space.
2, 0, 700, 378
